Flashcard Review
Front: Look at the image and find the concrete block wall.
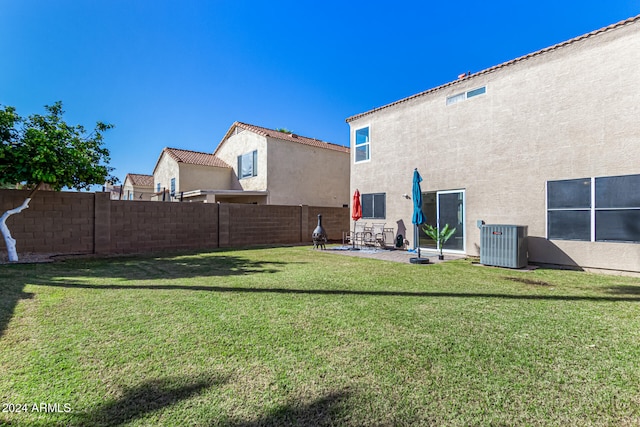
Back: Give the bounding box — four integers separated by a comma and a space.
0, 190, 95, 254
109, 199, 219, 254
307, 207, 350, 242
0, 189, 349, 258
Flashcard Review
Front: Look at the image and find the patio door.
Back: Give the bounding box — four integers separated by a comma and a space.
419, 190, 465, 253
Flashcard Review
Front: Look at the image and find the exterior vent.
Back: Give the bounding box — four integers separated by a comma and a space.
480, 225, 528, 268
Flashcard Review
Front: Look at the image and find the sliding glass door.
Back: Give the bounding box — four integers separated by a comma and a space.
419, 190, 465, 253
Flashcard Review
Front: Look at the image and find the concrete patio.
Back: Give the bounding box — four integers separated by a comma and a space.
325, 245, 466, 264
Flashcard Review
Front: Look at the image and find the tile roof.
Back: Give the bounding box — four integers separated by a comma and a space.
215, 122, 350, 155
162, 147, 231, 168
346, 14, 640, 123
125, 173, 154, 187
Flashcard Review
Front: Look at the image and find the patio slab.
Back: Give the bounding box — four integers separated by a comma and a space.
325, 245, 466, 264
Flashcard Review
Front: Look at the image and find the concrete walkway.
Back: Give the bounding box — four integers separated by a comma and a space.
324, 245, 466, 264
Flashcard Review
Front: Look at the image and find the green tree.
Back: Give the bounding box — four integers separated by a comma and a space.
0, 102, 116, 261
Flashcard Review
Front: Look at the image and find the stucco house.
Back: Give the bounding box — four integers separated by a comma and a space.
346, 15, 640, 274
151, 147, 234, 202
151, 122, 350, 206
122, 173, 154, 201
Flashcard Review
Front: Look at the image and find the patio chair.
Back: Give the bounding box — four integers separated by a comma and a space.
370, 223, 387, 248
347, 222, 367, 247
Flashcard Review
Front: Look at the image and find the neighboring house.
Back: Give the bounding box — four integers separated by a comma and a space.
152, 147, 233, 202
103, 182, 121, 200
346, 15, 640, 273
212, 122, 350, 207
122, 173, 154, 201
151, 122, 350, 205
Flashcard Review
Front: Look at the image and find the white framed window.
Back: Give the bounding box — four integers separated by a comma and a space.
355, 126, 370, 163
156, 183, 161, 193
547, 174, 640, 243
238, 150, 258, 179
170, 178, 176, 197
446, 86, 487, 105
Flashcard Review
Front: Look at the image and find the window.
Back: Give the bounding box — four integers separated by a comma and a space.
547, 178, 591, 241
547, 174, 640, 243
362, 193, 385, 219
156, 183, 161, 193
238, 150, 258, 179
170, 178, 176, 197
446, 86, 487, 105
595, 174, 640, 242
466, 86, 486, 98
355, 127, 370, 163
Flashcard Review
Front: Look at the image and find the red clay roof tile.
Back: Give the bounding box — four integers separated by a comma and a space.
215, 122, 350, 154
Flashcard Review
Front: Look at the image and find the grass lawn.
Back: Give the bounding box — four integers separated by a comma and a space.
1, 246, 639, 426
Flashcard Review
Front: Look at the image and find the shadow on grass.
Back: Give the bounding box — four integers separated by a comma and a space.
36, 281, 640, 302
224, 390, 352, 427
0, 280, 34, 339
607, 285, 640, 295
0, 253, 292, 337
75, 374, 228, 427
85, 254, 292, 281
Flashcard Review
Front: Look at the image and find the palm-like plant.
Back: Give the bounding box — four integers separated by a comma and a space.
422, 223, 457, 259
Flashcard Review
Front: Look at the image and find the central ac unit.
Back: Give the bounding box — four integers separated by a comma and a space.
480, 225, 528, 268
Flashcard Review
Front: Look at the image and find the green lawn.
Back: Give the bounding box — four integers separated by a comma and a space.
1, 246, 639, 426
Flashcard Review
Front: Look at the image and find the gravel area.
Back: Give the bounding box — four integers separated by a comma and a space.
0, 252, 55, 264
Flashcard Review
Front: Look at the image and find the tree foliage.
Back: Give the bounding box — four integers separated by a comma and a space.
0, 102, 116, 191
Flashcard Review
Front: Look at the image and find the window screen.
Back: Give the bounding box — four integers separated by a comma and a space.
362, 193, 385, 219
547, 174, 640, 244
547, 210, 591, 241
547, 178, 591, 209
595, 174, 640, 208
547, 178, 591, 241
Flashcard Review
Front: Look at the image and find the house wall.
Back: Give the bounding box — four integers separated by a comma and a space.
0, 189, 349, 258
153, 154, 180, 198
215, 129, 269, 193
179, 163, 231, 194
122, 178, 153, 201
348, 19, 640, 273
153, 154, 232, 201
266, 136, 350, 207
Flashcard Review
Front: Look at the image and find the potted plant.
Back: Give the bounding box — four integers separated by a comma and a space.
422, 223, 456, 260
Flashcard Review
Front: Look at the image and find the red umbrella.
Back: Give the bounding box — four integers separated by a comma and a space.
351, 190, 362, 248
352, 189, 362, 221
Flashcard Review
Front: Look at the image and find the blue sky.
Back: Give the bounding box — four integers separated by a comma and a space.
1, 1, 639, 183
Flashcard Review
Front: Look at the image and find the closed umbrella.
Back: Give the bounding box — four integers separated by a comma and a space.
411, 169, 427, 261
351, 189, 362, 249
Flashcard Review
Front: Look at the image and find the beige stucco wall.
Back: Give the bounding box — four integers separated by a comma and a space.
266, 136, 350, 207
179, 163, 231, 193
122, 178, 153, 201
153, 154, 232, 201
153, 154, 179, 199
348, 20, 640, 272
215, 129, 269, 193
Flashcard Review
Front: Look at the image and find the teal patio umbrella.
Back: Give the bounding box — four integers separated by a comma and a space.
411, 168, 427, 262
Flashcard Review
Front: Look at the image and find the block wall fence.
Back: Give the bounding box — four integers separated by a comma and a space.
0, 190, 349, 257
